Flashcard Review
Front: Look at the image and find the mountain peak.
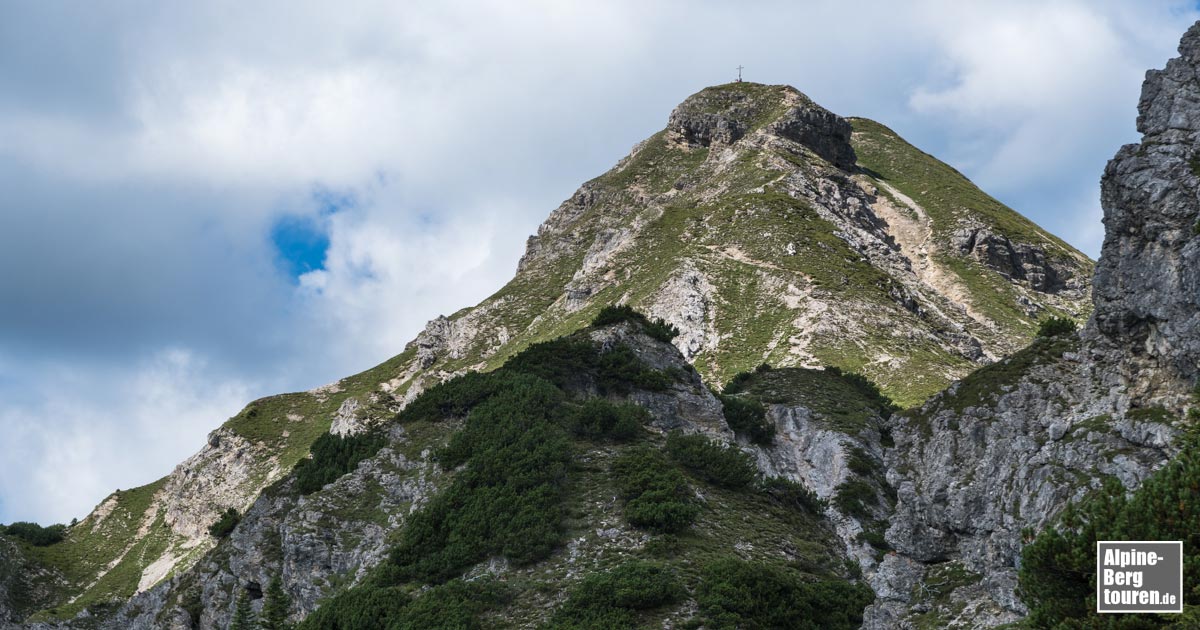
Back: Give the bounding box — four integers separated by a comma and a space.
666, 83, 856, 167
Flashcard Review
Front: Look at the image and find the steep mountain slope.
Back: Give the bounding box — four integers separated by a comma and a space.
394, 83, 1091, 410
15, 316, 895, 629
0, 83, 1096, 626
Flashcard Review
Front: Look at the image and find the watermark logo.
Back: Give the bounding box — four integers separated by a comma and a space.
1096, 541, 1182, 614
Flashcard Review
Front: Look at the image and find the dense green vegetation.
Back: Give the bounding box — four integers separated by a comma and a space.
822, 367, 900, 420
832, 480, 878, 521
1037, 316, 1079, 338
261, 576, 292, 630
759, 476, 825, 514
207, 508, 241, 539
504, 337, 675, 394
564, 398, 648, 441
721, 363, 773, 395
294, 431, 387, 495
384, 373, 572, 583
718, 394, 774, 445
277, 320, 873, 628
591, 304, 680, 343
230, 590, 255, 630
665, 432, 757, 489
547, 561, 686, 629
1, 521, 66, 547
1019, 428, 1200, 628
611, 446, 701, 533
697, 558, 874, 629
299, 579, 505, 630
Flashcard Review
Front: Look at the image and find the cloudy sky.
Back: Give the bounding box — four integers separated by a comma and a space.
1, 0, 1195, 524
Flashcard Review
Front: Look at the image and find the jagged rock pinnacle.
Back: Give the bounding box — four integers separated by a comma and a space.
1091, 19, 1200, 394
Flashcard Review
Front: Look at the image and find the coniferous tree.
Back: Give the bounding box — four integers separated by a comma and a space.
230, 589, 255, 630
259, 576, 291, 630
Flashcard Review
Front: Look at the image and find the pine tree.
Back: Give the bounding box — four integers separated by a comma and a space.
230, 589, 255, 630
259, 576, 291, 630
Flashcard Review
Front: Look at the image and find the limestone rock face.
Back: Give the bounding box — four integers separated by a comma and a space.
951, 225, 1073, 293
868, 338, 1176, 627
0, 539, 63, 628
1091, 21, 1200, 393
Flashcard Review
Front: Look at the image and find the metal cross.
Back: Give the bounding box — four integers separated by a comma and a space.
736, 65, 744, 82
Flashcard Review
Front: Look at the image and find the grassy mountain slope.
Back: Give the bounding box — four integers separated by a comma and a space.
388, 83, 1092, 408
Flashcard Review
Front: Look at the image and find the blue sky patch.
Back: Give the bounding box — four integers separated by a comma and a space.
271, 214, 330, 281
270, 187, 357, 282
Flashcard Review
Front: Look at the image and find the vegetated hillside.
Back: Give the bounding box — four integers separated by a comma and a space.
7, 310, 903, 629
0, 79, 1093, 621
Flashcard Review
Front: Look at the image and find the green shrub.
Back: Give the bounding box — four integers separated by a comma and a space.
389, 579, 506, 630
385, 374, 572, 583
299, 579, 503, 630
591, 305, 680, 343
697, 558, 873, 629
718, 395, 774, 445
564, 399, 648, 441
721, 372, 754, 396
611, 447, 699, 533
260, 576, 291, 630
846, 447, 876, 477
665, 432, 757, 489
505, 338, 673, 394
230, 590, 256, 630
299, 585, 409, 629
831, 480, 876, 520
856, 529, 889, 551
759, 477, 824, 514
1, 521, 66, 546
399, 371, 510, 423
1019, 430, 1200, 628
547, 561, 685, 629
1036, 316, 1078, 338
207, 508, 241, 539
294, 430, 386, 495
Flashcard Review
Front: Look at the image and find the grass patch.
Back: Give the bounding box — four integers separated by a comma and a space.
727, 366, 896, 433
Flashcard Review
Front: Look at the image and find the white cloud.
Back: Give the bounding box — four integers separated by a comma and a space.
0, 349, 251, 523
2, 0, 1198, 523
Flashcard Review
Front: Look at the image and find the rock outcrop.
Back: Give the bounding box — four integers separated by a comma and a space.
1091, 21, 1200, 398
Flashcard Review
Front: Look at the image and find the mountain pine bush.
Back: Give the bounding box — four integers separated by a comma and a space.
1020, 428, 1200, 627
